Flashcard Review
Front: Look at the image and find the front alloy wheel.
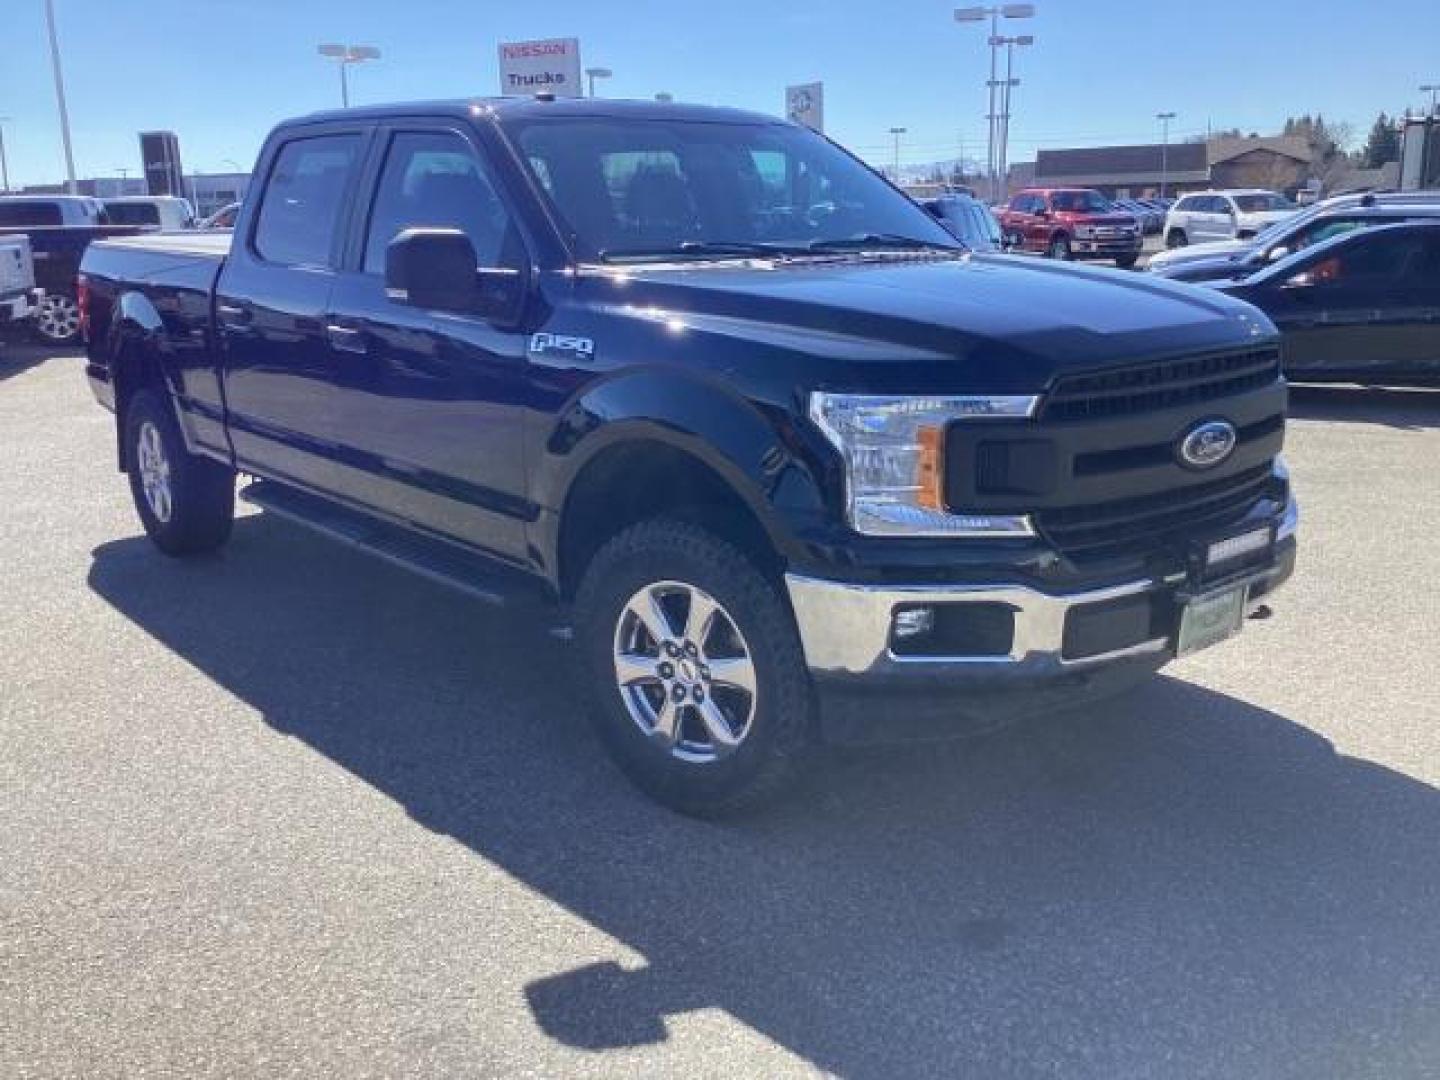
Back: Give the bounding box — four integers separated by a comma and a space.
574, 518, 813, 816
34, 293, 81, 344
613, 581, 758, 763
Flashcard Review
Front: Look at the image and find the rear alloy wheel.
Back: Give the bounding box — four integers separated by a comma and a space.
1047, 234, 1072, 260
575, 519, 813, 816
125, 389, 235, 556
33, 292, 81, 345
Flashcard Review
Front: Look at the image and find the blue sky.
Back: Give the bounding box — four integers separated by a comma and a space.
2, 0, 1438, 186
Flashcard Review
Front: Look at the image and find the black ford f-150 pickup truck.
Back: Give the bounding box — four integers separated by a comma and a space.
81, 98, 1297, 814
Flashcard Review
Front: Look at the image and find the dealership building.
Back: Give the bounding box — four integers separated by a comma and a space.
1016, 137, 1314, 198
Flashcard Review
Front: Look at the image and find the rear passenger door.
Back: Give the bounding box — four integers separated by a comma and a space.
216, 128, 368, 490
322, 124, 533, 561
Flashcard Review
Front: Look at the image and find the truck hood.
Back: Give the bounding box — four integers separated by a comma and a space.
584, 253, 1273, 390
1150, 238, 1252, 268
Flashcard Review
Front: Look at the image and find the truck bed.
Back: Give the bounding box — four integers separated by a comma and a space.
91, 231, 232, 260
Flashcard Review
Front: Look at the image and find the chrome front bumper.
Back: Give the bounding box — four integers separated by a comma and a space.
786, 497, 1297, 680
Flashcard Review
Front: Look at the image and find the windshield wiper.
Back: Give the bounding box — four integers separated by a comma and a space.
598, 240, 808, 263
803, 233, 963, 253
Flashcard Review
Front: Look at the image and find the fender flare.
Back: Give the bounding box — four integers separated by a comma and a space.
531, 368, 829, 572
107, 290, 181, 466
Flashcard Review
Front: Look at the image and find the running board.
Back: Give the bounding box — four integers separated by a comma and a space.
239, 480, 551, 610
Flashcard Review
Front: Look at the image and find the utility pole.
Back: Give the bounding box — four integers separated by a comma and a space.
889, 126, 907, 183
43, 0, 78, 194
1156, 111, 1177, 198
0, 118, 11, 193
996, 34, 1032, 201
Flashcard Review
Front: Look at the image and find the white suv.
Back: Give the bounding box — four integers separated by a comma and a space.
1164, 189, 1297, 248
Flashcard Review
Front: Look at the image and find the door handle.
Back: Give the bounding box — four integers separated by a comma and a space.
216, 301, 254, 334
326, 322, 368, 354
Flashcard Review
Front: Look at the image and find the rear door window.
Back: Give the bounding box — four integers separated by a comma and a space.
253, 134, 362, 267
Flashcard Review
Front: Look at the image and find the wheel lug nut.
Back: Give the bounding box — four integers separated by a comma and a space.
672, 685, 686, 702
658, 661, 674, 679
683, 641, 699, 657
694, 686, 705, 703
665, 642, 681, 658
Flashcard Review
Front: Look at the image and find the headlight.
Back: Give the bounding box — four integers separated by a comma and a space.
808, 393, 1038, 537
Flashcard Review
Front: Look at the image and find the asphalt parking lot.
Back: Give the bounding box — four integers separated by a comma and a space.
2, 345, 1438, 1078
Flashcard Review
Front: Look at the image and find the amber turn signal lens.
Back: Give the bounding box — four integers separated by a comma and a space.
916, 425, 944, 510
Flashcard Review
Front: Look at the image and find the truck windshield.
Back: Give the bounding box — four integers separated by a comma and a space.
507, 117, 961, 262
1048, 191, 1111, 213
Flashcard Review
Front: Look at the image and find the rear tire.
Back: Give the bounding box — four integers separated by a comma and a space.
573, 518, 813, 816
32, 292, 81, 345
1165, 228, 1188, 249
125, 389, 235, 556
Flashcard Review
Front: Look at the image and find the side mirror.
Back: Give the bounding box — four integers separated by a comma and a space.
1036, 208, 1051, 219
922, 202, 945, 221
1267, 245, 1290, 262
385, 227, 527, 325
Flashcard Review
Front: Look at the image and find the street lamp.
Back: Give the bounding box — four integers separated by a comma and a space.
1156, 110, 1177, 198
1422, 84, 1440, 116
955, 3, 1035, 203
317, 43, 381, 108
0, 117, 11, 194
995, 34, 1033, 201
888, 127, 908, 182
585, 67, 613, 98
43, 0, 78, 194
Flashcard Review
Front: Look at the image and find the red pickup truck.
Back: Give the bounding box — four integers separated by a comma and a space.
998, 188, 1143, 268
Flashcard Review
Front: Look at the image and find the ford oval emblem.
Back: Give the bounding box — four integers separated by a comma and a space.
1178, 419, 1238, 470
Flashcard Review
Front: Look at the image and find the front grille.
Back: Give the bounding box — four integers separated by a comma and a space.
1037, 463, 1273, 560
1042, 348, 1281, 422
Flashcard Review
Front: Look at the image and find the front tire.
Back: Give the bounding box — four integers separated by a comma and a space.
1047, 233, 1072, 260
1165, 228, 1188, 249
125, 389, 235, 556
1114, 252, 1139, 270
573, 519, 813, 816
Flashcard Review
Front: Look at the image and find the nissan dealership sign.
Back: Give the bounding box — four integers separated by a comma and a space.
498, 37, 583, 97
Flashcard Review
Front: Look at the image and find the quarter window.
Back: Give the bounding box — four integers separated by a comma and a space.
253, 134, 361, 267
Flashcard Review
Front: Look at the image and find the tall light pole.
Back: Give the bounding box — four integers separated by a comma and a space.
317, 43, 381, 108
0, 117, 11, 194
585, 67, 613, 98
888, 126, 907, 183
996, 34, 1033, 201
43, 0, 78, 194
1156, 111, 1177, 198
955, 4, 1035, 203
1422, 84, 1440, 116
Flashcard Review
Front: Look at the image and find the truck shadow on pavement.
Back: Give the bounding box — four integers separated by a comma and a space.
1288, 383, 1440, 431
88, 516, 1440, 1078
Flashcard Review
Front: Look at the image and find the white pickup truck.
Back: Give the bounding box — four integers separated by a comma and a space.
0, 234, 39, 333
